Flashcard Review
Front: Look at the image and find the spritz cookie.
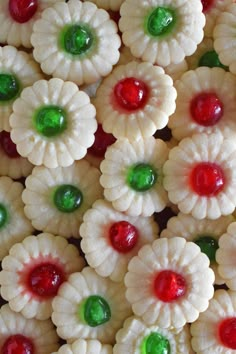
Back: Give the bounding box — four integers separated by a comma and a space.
84, 0, 124, 11
0, 45, 43, 132
214, 2, 236, 75
125, 237, 214, 328
52, 339, 112, 354
94, 61, 176, 140
119, 0, 205, 66
168, 67, 236, 141
0, 0, 57, 48
202, 0, 232, 38
161, 213, 234, 284
80, 199, 159, 282
191, 289, 236, 353
0, 131, 33, 179
52, 267, 132, 344
100, 137, 169, 216
163, 132, 236, 220
31, 0, 121, 86
0, 304, 59, 354
0, 176, 34, 261
22, 161, 103, 238
0, 233, 85, 320
216, 222, 236, 290
114, 316, 194, 354
10, 78, 97, 168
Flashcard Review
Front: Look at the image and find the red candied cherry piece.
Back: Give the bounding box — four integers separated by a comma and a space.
113, 77, 149, 111
109, 220, 139, 253
190, 92, 223, 127
190, 162, 225, 197
8, 0, 38, 24
201, 0, 215, 13
0, 131, 20, 158
154, 270, 187, 302
2, 334, 34, 354
27, 262, 65, 298
87, 124, 116, 158
218, 317, 236, 349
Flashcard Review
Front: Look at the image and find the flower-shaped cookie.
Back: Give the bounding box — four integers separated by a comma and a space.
191, 289, 236, 353
161, 212, 234, 284
84, 0, 124, 11
119, 0, 205, 66
125, 237, 214, 328
52, 339, 112, 354
202, 0, 232, 38
10, 78, 97, 168
163, 132, 236, 220
100, 137, 169, 216
31, 0, 121, 85
52, 267, 132, 344
0, 0, 57, 48
114, 316, 194, 354
0, 233, 85, 320
94, 61, 176, 140
22, 161, 103, 238
0, 176, 34, 260
80, 199, 159, 282
168, 67, 236, 140
0, 304, 59, 354
0, 45, 43, 132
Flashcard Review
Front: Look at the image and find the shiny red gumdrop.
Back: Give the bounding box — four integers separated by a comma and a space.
154, 270, 186, 302
2, 334, 34, 354
109, 220, 139, 253
190, 92, 223, 126
218, 317, 236, 349
8, 0, 38, 23
87, 124, 116, 158
0, 131, 19, 158
201, 0, 215, 13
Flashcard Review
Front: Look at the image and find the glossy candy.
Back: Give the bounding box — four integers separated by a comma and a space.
154, 270, 186, 302
0, 131, 19, 158
194, 235, 218, 262
87, 124, 116, 158
218, 317, 236, 349
141, 332, 171, 354
34, 105, 67, 137
0, 204, 8, 229
8, 0, 38, 23
146, 7, 176, 37
61, 24, 94, 56
0, 74, 20, 102
109, 220, 139, 253
82, 295, 111, 327
198, 50, 227, 69
190, 92, 223, 126
2, 334, 34, 354
127, 163, 157, 192
53, 184, 83, 213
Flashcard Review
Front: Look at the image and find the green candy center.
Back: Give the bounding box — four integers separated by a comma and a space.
146, 7, 176, 37
0, 204, 8, 229
127, 163, 157, 192
34, 105, 67, 137
141, 332, 171, 354
0, 73, 20, 101
82, 295, 111, 327
194, 235, 218, 263
61, 24, 94, 55
198, 50, 228, 69
53, 184, 83, 213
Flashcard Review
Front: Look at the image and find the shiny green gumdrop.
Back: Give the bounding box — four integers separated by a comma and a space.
83, 295, 111, 327
61, 24, 94, 55
127, 163, 157, 192
194, 235, 219, 263
34, 105, 67, 137
141, 332, 171, 354
0, 73, 20, 101
0, 204, 8, 229
198, 50, 228, 70
146, 7, 176, 37
53, 184, 83, 213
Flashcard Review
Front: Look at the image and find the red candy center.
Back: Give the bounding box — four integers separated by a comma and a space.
109, 220, 139, 253
8, 0, 38, 23
190, 162, 225, 197
190, 92, 223, 126
218, 317, 236, 349
114, 77, 149, 111
2, 334, 34, 354
87, 124, 116, 158
28, 262, 65, 298
154, 270, 186, 302
201, 0, 215, 12
0, 131, 19, 158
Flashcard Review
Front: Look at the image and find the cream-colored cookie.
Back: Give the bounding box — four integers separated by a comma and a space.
202, 0, 232, 38
52, 339, 112, 354
83, 0, 124, 11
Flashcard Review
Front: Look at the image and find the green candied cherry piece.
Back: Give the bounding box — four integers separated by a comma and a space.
53, 184, 83, 213
198, 50, 228, 70
0, 203, 8, 229
81, 295, 111, 327
194, 235, 219, 263
141, 332, 171, 354
127, 163, 157, 192
146, 7, 176, 37
34, 105, 67, 137
60, 24, 94, 56
0, 73, 20, 102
